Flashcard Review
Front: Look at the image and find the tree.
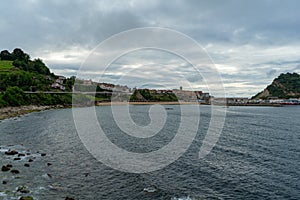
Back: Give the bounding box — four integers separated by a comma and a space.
13, 59, 28, 70
12, 48, 30, 62
2, 86, 27, 106
29, 58, 50, 75
0, 50, 13, 60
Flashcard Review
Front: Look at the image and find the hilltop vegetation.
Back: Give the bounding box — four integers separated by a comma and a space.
0, 60, 13, 73
253, 72, 300, 99
130, 89, 178, 102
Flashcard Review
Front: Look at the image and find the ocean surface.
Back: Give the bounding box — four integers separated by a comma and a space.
0, 105, 299, 200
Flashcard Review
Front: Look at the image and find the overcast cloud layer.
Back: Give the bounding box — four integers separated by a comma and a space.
1, 0, 300, 97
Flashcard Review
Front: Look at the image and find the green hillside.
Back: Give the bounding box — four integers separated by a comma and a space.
0, 48, 74, 107
0, 48, 113, 108
0, 60, 13, 73
130, 89, 178, 102
253, 72, 300, 99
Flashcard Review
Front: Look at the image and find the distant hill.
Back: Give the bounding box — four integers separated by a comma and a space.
130, 89, 178, 102
252, 72, 300, 99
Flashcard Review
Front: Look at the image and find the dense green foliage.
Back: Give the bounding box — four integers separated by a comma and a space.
0, 70, 52, 91
0, 60, 13, 72
2, 86, 25, 106
0, 48, 114, 107
1, 48, 50, 75
0, 48, 75, 107
253, 72, 300, 99
130, 89, 178, 101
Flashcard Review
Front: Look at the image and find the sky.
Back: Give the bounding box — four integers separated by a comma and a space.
1, 0, 300, 97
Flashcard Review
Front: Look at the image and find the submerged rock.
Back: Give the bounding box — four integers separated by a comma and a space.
14, 157, 21, 161
18, 153, 26, 157
5, 150, 18, 155
10, 169, 20, 174
17, 186, 30, 193
65, 197, 75, 200
19, 196, 33, 200
41, 153, 46, 157
47, 173, 52, 178
24, 163, 30, 167
1, 165, 12, 172
42, 173, 52, 179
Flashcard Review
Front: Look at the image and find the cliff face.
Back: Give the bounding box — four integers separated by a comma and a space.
253, 73, 300, 99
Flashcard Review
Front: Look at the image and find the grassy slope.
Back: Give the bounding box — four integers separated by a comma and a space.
0, 60, 13, 73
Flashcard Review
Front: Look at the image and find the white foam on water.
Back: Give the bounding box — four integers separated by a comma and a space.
171, 196, 194, 200
0, 192, 7, 197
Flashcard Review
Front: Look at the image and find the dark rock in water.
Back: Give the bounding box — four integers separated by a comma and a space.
1, 165, 11, 172
19, 197, 34, 200
2, 180, 7, 184
84, 172, 90, 177
26, 153, 31, 155
14, 157, 21, 161
47, 163, 52, 166
17, 186, 30, 193
24, 163, 30, 167
65, 197, 75, 200
6, 164, 12, 168
5, 150, 18, 155
28, 158, 34, 162
11, 169, 20, 174
42, 173, 52, 179
18, 153, 26, 157
41, 153, 46, 157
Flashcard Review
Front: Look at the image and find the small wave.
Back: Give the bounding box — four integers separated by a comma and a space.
0, 192, 7, 197
171, 196, 194, 200
143, 186, 157, 193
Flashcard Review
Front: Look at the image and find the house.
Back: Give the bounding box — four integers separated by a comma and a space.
51, 83, 65, 90
45, 75, 52, 81
226, 97, 249, 104
83, 79, 93, 85
98, 83, 130, 93
55, 76, 66, 84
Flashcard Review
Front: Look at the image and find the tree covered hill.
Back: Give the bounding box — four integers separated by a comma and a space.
0, 48, 57, 92
0, 48, 117, 108
252, 72, 300, 99
0, 48, 75, 107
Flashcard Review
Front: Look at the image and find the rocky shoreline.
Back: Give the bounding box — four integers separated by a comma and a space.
0, 105, 69, 120
0, 144, 76, 200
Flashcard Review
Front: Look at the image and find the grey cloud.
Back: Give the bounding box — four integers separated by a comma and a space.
266, 69, 277, 77
1, 0, 300, 97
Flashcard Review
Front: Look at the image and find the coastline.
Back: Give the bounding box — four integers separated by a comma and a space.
0, 101, 287, 121
95, 101, 201, 106
0, 105, 68, 120
0, 102, 201, 120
